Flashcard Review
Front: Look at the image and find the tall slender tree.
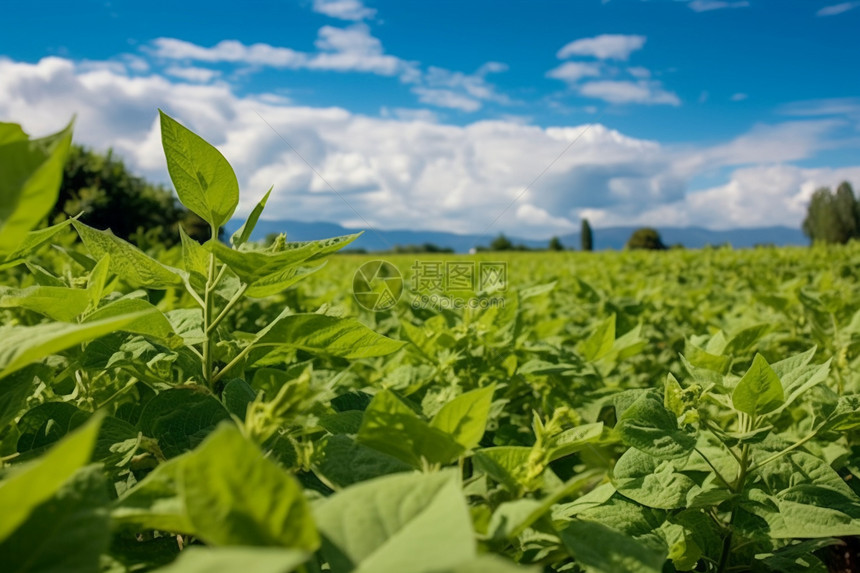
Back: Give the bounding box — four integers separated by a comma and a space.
581, 218, 593, 252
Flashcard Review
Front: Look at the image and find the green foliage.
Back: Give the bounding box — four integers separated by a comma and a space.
1, 113, 859, 573
0, 121, 72, 254
490, 233, 514, 251
802, 181, 860, 244
548, 236, 564, 251
625, 227, 666, 250
55, 143, 211, 246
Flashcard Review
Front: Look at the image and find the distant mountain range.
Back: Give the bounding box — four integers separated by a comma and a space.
224, 219, 809, 252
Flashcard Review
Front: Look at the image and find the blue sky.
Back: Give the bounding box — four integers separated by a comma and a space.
2, 0, 860, 236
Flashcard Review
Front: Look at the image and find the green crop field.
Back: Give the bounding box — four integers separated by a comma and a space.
1, 114, 859, 573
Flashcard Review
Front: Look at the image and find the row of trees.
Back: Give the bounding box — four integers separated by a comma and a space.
803, 181, 859, 244
58, 145, 852, 251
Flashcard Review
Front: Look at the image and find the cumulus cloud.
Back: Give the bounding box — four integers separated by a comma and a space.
163, 66, 220, 83
546, 62, 602, 83
150, 25, 414, 78
312, 0, 377, 21
557, 34, 647, 60
578, 80, 681, 105
548, 34, 678, 106
148, 25, 510, 112
0, 56, 851, 237
817, 2, 860, 16
687, 0, 750, 12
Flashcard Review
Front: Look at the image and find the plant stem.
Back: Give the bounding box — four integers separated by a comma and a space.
747, 429, 819, 474
694, 447, 733, 489
716, 414, 754, 573
207, 283, 248, 335
202, 252, 216, 387
212, 340, 271, 385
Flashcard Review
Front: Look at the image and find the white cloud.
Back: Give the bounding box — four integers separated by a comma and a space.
817, 2, 860, 16
546, 62, 602, 83
150, 37, 307, 67
0, 56, 852, 237
579, 80, 681, 105
150, 25, 415, 78
312, 0, 376, 21
379, 107, 439, 122
687, 0, 750, 12
411, 88, 481, 112
780, 98, 860, 118
730, 92, 748, 101
163, 66, 220, 83
627, 66, 651, 79
149, 27, 511, 111
557, 34, 647, 60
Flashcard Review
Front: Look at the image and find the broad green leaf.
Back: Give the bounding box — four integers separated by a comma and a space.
611, 448, 697, 509
84, 297, 177, 342
182, 425, 320, 549
245, 262, 327, 299
222, 378, 257, 421
86, 254, 111, 306
0, 311, 154, 379
724, 323, 770, 356
0, 121, 73, 254
159, 110, 239, 229
823, 395, 860, 431
436, 556, 538, 572
16, 402, 89, 455
250, 314, 405, 363
231, 186, 272, 247
545, 422, 604, 461
318, 410, 365, 434
73, 220, 182, 289
313, 434, 414, 488
558, 520, 666, 573
581, 315, 615, 361
0, 220, 73, 270
0, 122, 28, 144
111, 454, 192, 533
208, 233, 360, 284
488, 471, 602, 540
25, 261, 65, 286
732, 353, 784, 417
771, 349, 831, 411
0, 414, 102, 541
430, 385, 495, 450
0, 365, 42, 430
757, 539, 836, 573
115, 425, 319, 550
0, 285, 90, 322
472, 446, 532, 492
683, 342, 731, 374
357, 390, 463, 467
0, 465, 110, 573
179, 225, 210, 280
138, 388, 231, 458
616, 390, 696, 459
314, 470, 475, 573
152, 547, 309, 573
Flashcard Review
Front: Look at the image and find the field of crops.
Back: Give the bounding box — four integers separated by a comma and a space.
2, 114, 860, 573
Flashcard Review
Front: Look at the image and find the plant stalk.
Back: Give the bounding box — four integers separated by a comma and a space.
202, 252, 216, 387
